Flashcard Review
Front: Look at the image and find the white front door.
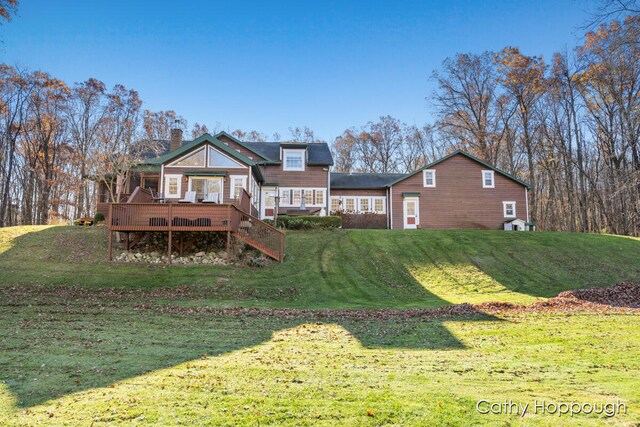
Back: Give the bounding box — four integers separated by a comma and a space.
261, 188, 277, 219
403, 197, 419, 229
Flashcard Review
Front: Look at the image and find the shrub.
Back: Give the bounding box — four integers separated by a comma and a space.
275, 215, 341, 230
339, 212, 387, 229
93, 212, 105, 223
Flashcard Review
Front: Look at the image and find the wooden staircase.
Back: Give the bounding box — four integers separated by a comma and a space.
232, 190, 285, 262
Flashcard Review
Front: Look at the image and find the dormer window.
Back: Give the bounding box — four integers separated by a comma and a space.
482, 170, 495, 188
283, 149, 305, 171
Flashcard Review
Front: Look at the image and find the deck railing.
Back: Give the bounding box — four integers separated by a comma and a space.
108, 201, 285, 261
232, 208, 285, 262
110, 203, 233, 232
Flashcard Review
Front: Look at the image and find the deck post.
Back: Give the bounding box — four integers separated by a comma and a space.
168, 230, 173, 264
108, 229, 113, 261
226, 231, 231, 263
280, 234, 285, 262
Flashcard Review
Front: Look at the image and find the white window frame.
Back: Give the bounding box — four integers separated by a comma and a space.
372, 197, 386, 214
208, 146, 246, 169
359, 197, 371, 212
503, 201, 516, 218
278, 187, 326, 207
187, 176, 224, 202
282, 149, 305, 171
330, 196, 342, 212
164, 174, 182, 198
423, 169, 436, 187
230, 175, 247, 199
344, 197, 356, 212
329, 196, 387, 214
482, 170, 495, 188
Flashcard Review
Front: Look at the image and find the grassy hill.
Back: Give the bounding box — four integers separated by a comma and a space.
1, 225, 639, 308
1, 226, 639, 426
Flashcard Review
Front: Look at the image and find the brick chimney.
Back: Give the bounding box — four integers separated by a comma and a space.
169, 121, 183, 152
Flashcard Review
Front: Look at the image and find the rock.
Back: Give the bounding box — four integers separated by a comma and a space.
195, 251, 206, 257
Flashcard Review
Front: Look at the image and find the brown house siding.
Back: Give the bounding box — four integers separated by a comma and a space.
262, 164, 329, 188
390, 153, 527, 230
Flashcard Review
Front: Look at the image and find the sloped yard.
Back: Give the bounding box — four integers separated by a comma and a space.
0, 226, 639, 425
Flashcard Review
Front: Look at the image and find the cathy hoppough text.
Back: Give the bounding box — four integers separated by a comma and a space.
476, 399, 627, 418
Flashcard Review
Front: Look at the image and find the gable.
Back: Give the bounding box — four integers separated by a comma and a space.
386, 150, 530, 189
166, 143, 247, 169
156, 134, 256, 167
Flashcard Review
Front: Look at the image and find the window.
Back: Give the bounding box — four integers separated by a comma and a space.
171, 148, 205, 167
189, 177, 223, 200
331, 197, 341, 212
164, 174, 182, 198
423, 169, 436, 187
279, 189, 290, 205
482, 170, 495, 188
503, 201, 516, 218
283, 149, 305, 171
208, 146, 245, 168
345, 198, 356, 211
230, 175, 247, 199
373, 198, 385, 214
359, 198, 370, 212
304, 189, 313, 205
278, 188, 326, 207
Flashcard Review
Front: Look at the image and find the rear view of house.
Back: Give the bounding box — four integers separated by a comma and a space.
97, 125, 530, 235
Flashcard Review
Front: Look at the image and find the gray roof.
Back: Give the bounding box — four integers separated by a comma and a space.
242, 141, 334, 166
141, 132, 334, 167
331, 172, 407, 189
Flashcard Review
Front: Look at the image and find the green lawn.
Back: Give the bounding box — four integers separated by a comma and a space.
0, 226, 639, 426
1, 226, 640, 308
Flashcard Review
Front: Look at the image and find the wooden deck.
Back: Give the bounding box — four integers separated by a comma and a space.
107, 191, 285, 262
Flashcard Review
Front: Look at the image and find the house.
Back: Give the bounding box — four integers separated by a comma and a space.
97, 125, 530, 262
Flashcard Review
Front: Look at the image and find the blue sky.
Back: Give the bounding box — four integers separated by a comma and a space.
1, 0, 595, 141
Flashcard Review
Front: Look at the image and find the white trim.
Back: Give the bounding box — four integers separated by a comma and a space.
278, 187, 327, 207
164, 174, 182, 198
160, 164, 165, 196
187, 175, 224, 202
282, 149, 306, 171
525, 188, 530, 223
167, 147, 206, 168
207, 145, 247, 169
423, 169, 436, 187
482, 170, 495, 188
403, 197, 419, 229
503, 201, 516, 218
330, 195, 387, 214
229, 175, 248, 199
327, 169, 331, 214
389, 187, 393, 229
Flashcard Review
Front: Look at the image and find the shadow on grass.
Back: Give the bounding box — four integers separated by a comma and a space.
0, 300, 500, 408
